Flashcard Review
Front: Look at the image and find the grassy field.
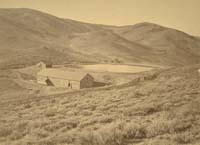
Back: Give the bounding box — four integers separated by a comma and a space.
0, 64, 200, 145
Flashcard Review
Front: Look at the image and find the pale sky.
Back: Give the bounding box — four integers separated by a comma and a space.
0, 0, 200, 36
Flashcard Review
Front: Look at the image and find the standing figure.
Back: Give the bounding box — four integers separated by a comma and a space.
45, 76, 54, 86
68, 81, 71, 89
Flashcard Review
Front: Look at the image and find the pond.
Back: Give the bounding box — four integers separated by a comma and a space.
81, 64, 155, 73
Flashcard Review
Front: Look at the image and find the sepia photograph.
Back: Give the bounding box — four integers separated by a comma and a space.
0, 0, 200, 145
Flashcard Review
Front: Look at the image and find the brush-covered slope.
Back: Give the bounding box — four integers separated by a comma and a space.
1, 65, 200, 145
1, 8, 200, 68
108, 22, 200, 65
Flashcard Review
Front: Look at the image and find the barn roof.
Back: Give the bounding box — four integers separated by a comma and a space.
37, 68, 92, 81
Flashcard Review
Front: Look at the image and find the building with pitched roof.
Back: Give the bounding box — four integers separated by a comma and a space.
37, 68, 95, 89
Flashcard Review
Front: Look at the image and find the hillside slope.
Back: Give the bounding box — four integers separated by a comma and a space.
0, 8, 103, 68
0, 8, 200, 68
108, 22, 200, 65
1, 65, 200, 145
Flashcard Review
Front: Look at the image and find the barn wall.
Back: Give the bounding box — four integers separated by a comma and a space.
69, 80, 80, 89
80, 77, 94, 89
37, 75, 80, 89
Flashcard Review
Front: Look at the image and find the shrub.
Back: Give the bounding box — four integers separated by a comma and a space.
9, 121, 29, 140
0, 127, 12, 137
24, 103, 32, 109
146, 116, 192, 138
76, 121, 147, 145
45, 109, 57, 117
173, 133, 195, 144
34, 128, 49, 138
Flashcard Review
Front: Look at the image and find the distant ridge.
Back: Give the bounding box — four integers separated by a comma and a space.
0, 8, 200, 68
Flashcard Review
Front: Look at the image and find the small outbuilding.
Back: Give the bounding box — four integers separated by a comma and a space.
37, 68, 95, 89
36, 61, 52, 69
36, 61, 46, 69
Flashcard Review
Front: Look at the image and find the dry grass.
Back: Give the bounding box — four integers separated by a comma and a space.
0, 65, 200, 145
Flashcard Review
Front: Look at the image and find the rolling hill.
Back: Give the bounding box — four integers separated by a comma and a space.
107, 22, 200, 65
0, 8, 200, 68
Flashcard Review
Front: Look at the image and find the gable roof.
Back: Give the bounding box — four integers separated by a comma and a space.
84, 73, 95, 80
36, 61, 46, 66
37, 68, 93, 81
39, 60, 52, 65
37, 61, 46, 64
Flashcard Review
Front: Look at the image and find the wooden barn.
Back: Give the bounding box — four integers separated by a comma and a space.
37, 68, 95, 89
